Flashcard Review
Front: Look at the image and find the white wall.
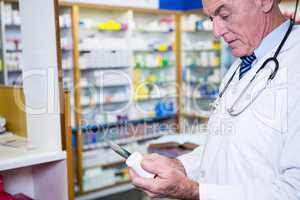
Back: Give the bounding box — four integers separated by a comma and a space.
19, 0, 62, 151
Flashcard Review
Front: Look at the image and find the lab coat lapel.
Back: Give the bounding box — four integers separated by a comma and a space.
199, 61, 240, 178
199, 131, 224, 180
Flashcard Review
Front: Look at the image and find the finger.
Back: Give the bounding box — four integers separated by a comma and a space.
144, 190, 162, 199
133, 185, 161, 199
141, 159, 163, 175
143, 153, 161, 161
141, 156, 174, 177
128, 168, 157, 191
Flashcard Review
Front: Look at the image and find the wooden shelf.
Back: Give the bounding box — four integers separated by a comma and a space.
0, 146, 66, 171
181, 112, 210, 120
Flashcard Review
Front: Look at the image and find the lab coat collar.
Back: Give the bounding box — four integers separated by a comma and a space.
254, 20, 291, 60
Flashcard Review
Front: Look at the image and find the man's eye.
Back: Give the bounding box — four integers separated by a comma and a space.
220, 15, 229, 20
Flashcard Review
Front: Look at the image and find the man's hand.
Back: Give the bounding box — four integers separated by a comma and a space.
128, 153, 199, 200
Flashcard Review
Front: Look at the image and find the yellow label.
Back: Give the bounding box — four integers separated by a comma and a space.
98, 20, 122, 31
158, 44, 168, 52
212, 41, 221, 50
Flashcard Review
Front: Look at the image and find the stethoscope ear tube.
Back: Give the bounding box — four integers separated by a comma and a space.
268, 58, 279, 80
258, 57, 279, 81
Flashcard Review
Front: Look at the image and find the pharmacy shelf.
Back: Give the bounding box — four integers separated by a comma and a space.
186, 65, 220, 70
185, 95, 217, 100
183, 48, 219, 52
81, 99, 129, 107
184, 79, 220, 85
78, 27, 127, 31
79, 66, 129, 70
76, 114, 176, 132
184, 30, 213, 33
0, 146, 66, 171
97, 29, 128, 32
84, 160, 125, 170
7, 69, 22, 73
67, 5, 180, 196
179, 12, 222, 129
79, 49, 128, 53
62, 48, 73, 51
80, 83, 129, 89
76, 182, 134, 200
1, 1, 23, 86
135, 95, 177, 102
83, 179, 131, 193
83, 131, 173, 151
136, 30, 174, 33
4, 24, 21, 28
181, 112, 210, 120
147, 80, 176, 85
133, 49, 173, 53
134, 65, 173, 70
6, 49, 22, 53
60, 26, 72, 29
62, 67, 73, 71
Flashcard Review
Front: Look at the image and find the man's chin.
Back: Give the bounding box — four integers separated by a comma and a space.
231, 48, 247, 57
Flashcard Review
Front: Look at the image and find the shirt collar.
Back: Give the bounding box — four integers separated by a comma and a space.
254, 20, 291, 60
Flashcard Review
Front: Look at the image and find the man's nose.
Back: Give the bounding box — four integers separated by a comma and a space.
212, 19, 226, 39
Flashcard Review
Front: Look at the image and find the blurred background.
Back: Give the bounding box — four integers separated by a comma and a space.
0, 0, 297, 200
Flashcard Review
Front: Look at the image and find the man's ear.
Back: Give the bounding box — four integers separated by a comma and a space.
259, 0, 275, 13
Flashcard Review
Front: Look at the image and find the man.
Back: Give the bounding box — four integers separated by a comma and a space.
129, 0, 300, 199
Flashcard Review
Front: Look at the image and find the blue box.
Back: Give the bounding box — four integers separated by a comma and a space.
184, 0, 203, 10
159, 0, 203, 11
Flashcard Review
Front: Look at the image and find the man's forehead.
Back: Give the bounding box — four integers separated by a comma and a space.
203, 0, 228, 15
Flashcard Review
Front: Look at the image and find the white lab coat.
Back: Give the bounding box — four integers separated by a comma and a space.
178, 25, 300, 200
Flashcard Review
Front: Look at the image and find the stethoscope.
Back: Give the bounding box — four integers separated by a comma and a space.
210, 18, 296, 116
